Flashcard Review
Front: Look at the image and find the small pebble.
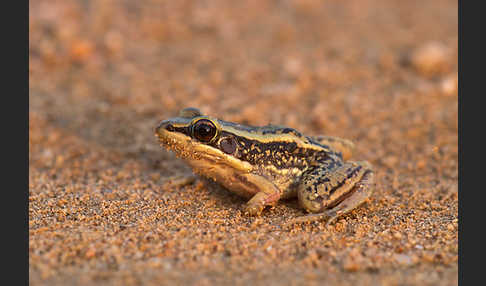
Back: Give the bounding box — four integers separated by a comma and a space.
411, 42, 451, 77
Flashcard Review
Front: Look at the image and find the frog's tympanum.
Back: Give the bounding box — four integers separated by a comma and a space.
155, 108, 374, 225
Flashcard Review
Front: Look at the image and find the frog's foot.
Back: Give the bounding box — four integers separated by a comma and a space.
288, 165, 374, 226
284, 210, 336, 227
244, 190, 281, 216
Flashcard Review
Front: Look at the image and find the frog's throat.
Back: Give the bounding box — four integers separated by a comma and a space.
156, 129, 252, 172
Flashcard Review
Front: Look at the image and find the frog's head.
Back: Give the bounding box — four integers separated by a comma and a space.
156, 107, 328, 175
155, 107, 253, 172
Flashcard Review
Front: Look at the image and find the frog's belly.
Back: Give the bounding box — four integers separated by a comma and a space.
188, 160, 299, 200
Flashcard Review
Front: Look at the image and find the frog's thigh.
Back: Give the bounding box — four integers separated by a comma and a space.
321, 168, 374, 225
310, 136, 355, 160
242, 173, 281, 216
293, 161, 374, 225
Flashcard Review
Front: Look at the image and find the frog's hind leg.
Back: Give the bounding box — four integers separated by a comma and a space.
287, 161, 374, 227
309, 136, 355, 160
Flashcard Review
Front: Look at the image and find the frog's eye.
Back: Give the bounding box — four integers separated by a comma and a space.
192, 119, 217, 142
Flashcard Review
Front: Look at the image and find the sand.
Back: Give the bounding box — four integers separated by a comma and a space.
29, 0, 458, 285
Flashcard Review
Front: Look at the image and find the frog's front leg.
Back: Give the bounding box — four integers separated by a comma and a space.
290, 161, 374, 226
242, 173, 281, 216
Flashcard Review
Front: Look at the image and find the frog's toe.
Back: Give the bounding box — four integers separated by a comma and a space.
324, 210, 339, 226
284, 212, 330, 226
244, 204, 264, 216
284, 208, 352, 227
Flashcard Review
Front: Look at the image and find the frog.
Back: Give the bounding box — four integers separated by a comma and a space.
155, 107, 374, 225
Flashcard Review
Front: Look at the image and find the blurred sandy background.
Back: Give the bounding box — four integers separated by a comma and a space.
29, 0, 457, 285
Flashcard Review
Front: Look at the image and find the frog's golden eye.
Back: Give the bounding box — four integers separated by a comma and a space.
192, 119, 217, 142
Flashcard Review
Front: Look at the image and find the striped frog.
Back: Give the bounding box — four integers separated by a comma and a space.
155, 108, 374, 225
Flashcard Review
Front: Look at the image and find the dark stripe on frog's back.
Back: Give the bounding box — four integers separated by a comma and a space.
219, 120, 339, 155
216, 119, 305, 137
216, 131, 338, 170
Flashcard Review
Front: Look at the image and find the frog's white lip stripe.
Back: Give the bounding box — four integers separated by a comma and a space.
156, 128, 252, 172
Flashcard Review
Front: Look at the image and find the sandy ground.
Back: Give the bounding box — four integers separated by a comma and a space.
29, 0, 458, 285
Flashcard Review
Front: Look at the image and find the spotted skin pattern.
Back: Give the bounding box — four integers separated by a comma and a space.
156, 108, 375, 225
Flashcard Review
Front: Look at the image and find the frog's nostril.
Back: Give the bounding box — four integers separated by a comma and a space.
156, 121, 175, 134
165, 123, 175, 132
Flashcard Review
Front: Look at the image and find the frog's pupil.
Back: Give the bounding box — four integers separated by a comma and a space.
193, 120, 216, 142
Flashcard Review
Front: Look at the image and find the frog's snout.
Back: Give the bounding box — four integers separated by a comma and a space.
155, 120, 175, 135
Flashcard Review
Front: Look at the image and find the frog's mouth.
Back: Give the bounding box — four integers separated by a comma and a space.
155, 120, 252, 172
